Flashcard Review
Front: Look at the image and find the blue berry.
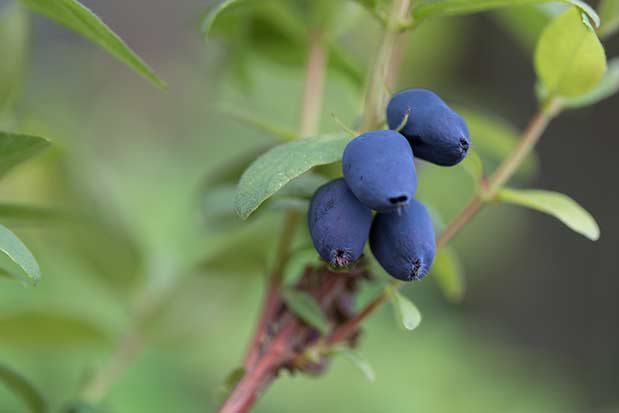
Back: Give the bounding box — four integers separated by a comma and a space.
308, 178, 372, 268
386, 88, 470, 166
370, 199, 436, 281
342, 130, 417, 213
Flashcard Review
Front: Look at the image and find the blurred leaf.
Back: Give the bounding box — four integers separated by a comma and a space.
412, 0, 600, 27
493, 6, 550, 52
283, 247, 321, 282
19, 0, 165, 89
277, 172, 329, 199
201, 0, 249, 40
386, 285, 422, 331
0, 364, 47, 413
335, 347, 376, 381
0, 311, 110, 348
561, 57, 619, 108
431, 247, 466, 303
598, 0, 619, 37
282, 288, 329, 334
217, 105, 297, 141
216, 367, 245, 403
268, 196, 309, 213
234, 133, 350, 220
0, 203, 67, 226
350, 0, 387, 23
0, 132, 50, 177
534, 7, 606, 100
496, 188, 600, 240
203, 144, 273, 189
456, 107, 537, 178
61, 400, 101, 413
0, 224, 40, 286
0, 3, 29, 113
460, 148, 484, 185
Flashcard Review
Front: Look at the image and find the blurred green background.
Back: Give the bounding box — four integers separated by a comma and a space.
0, 0, 617, 412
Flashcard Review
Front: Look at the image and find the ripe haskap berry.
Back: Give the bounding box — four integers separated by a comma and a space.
342, 130, 417, 213
370, 199, 436, 282
386, 88, 471, 166
308, 178, 372, 268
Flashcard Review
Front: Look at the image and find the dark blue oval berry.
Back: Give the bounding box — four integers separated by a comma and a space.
386, 88, 471, 166
342, 130, 417, 213
308, 178, 372, 268
370, 199, 436, 282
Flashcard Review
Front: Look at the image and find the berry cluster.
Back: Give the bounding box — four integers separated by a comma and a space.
308, 89, 471, 282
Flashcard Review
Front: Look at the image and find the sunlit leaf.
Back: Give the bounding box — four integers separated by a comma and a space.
0, 225, 40, 286
386, 285, 422, 331
282, 288, 329, 333
535, 7, 606, 100
412, 0, 600, 27
597, 0, 619, 38
431, 247, 466, 303
20, 0, 165, 89
0, 364, 47, 413
496, 188, 600, 240
234, 133, 350, 220
561, 57, 619, 108
0, 132, 50, 177
335, 347, 376, 381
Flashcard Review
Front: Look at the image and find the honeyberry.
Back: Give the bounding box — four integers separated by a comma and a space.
308, 178, 372, 268
386, 88, 471, 166
342, 130, 417, 213
370, 198, 436, 282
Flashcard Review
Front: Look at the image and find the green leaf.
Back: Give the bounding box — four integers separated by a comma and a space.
386, 285, 422, 331
19, 0, 165, 89
561, 57, 619, 108
597, 0, 619, 38
282, 289, 329, 334
534, 7, 607, 100
0, 224, 40, 286
0, 132, 50, 177
336, 348, 376, 381
431, 247, 466, 303
496, 188, 600, 240
217, 105, 297, 141
0, 311, 110, 348
412, 0, 600, 27
216, 367, 245, 403
234, 133, 351, 220
0, 364, 47, 413
201, 0, 249, 40
0, 204, 67, 225
61, 400, 101, 413
0, 4, 29, 113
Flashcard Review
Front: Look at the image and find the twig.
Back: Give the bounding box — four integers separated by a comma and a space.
328, 101, 562, 345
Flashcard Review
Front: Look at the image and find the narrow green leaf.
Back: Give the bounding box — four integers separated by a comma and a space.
282, 289, 329, 334
496, 188, 600, 240
234, 133, 351, 220
534, 7, 606, 99
0, 224, 40, 286
336, 348, 376, 381
217, 105, 297, 141
20, 0, 165, 89
386, 285, 422, 331
412, 0, 600, 27
597, 0, 619, 38
432, 247, 466, 303
561, 57, 619, 108
0, 4, 29, 113
0, 204, 67, 225
0, 364, 47, 413
0, 132, 50, 177
216, 367, 245, 403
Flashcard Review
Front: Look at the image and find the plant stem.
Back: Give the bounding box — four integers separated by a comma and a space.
361, 0, 411, 131
330, 101, 562, 344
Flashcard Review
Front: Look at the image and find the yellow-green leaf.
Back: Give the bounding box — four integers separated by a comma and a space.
561, 57, 619, 108
432, 247, 466, 303
20, 0, 165, 89
534, 7, 606, 99
386, 285, 422, 331
496, 188, 600, 241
